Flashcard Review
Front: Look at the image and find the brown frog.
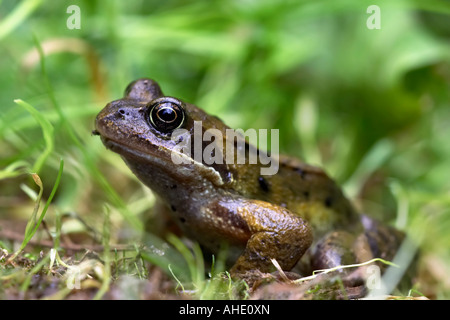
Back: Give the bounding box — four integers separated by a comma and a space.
94, 78, 404, 281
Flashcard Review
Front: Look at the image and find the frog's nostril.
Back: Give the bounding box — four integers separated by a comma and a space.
117, 109, 131, 117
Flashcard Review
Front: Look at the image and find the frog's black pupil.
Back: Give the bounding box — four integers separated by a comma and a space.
148, 98, 185, 134
157, 105, 176, 123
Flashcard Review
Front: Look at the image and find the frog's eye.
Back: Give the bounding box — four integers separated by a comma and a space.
147, 97, 185, 134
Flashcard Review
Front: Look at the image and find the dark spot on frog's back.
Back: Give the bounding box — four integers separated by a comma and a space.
294, 167, 306, 179
258, 176, 270, 193
225, 171, 233, 183
324, 196, 333, 208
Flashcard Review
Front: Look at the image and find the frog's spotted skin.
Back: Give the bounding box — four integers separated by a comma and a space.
95, 78, 404, 277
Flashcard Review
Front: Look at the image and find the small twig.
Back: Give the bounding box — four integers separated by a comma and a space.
293, 258, 399, 284
270, 258, 290, 282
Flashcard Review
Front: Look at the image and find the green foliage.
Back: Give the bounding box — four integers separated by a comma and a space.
0, 0, 449, 299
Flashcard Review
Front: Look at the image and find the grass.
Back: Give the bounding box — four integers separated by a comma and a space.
1, 0, 450, 299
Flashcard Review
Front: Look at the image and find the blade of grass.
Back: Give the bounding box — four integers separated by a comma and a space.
168, 264, 185, 292
22, 173, 44, 246
293, 257, 399, 284
14, 99, 54, 174
0, 0, 43, 41
0, 160, 30, 180
389, 180, 410, 230
53, 209, 62, 250
19, 253, 50, 294
48, 209, 63, 273
93, 206, 112, 300
167, 234, 205, 294
140, 233, 190, 283
343, 139, 394, 198
294, 94, 321, 166
8, 159, 64, 261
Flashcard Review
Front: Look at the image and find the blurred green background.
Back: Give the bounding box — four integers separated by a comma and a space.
0, 0, 449, 298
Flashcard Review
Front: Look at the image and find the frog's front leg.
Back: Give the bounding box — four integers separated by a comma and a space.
202, 198, 313, 275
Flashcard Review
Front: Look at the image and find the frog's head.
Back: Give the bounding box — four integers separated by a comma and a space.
94, 78, 234, 189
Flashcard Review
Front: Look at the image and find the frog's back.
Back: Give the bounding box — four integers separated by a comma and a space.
229, 155, 362, 237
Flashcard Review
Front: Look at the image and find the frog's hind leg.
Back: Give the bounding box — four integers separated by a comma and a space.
304, 230, 374, 298
310, 216, 405, 273
309, 230, 373, 272
362, 216, 418, 293
360, 215, 405, 266
309, 216, 407, 295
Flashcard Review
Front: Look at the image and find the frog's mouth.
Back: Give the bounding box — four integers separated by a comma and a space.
97, 135, 225, 187
98, 135, 170, 166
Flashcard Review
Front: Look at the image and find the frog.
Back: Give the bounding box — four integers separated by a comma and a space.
94, 78, 405, 284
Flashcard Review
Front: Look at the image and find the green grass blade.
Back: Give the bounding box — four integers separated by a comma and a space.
93, 206, 112, 300
167, 234, 205, 294
14, 99, 54, 174
9, 159, 64, 261
0, 160, 30, 180
19, 254, 50, 293
22, 173, 44, 243
0, 0, 43, 41
344, 139, 394, 198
